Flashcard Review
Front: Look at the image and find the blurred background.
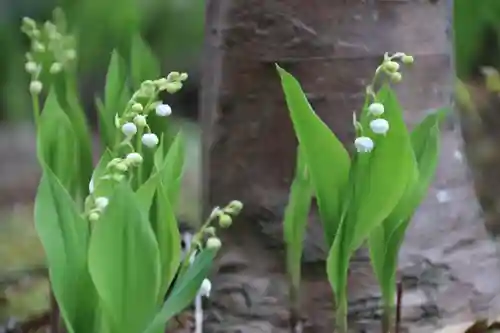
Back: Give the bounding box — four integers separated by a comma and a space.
0, 0, 203, 328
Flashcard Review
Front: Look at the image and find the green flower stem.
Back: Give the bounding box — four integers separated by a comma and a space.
136, 126, 144, 187
335, 294, 348, 333
31, 94, 40, 128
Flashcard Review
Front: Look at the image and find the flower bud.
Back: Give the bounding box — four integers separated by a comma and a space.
218, 214, 232, 228
402, 55, 414, 64
112, 174, 125, 182
155, 103, 172, 117
179, 73, 188, 81
25, 61, 38, 74
94, 197, 109, 210
390, 72, 402, 83
167, 71, 180, 81
89, 177, 95, 194
88, 212, 100, 222
165, 82, 182, 94
29, 80, 43, 95
154, 78, 168, 89
367, 102, 384, 117
126, 152, 143, 165
133, 115, 147, 127
209, 207, 222, 220
33, 42, 45, 53
65, 49, 76, 61
141, 133, 159, 148
227, 200, 243, 215
370, 118, 390, 135
121, 122, 137, 137
199, 278, 212, 297
131, 103, 143, 112
206, 237, 222, 250
354, 136, 374, 153
204, 226, 216, 236
384, 61, 400, 73
114, 162, 128, 172
49, 62, 63, 74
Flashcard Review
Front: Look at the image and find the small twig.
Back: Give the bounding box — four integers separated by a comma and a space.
395, 281, 403, 333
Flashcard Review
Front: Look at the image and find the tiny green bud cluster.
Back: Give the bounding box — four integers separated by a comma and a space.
21, 10, 78, 95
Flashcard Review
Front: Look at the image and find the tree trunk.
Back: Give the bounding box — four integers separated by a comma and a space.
202, 1, 451, 332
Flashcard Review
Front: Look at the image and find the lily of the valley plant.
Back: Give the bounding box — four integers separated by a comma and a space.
22, 9, 242, 333
278, 53, 446, 333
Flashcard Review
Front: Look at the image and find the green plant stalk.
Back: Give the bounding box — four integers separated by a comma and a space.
283, 149, 313, 331
136, 126, 144, 188
335, 287, 348, 333
31, 94, 41, 127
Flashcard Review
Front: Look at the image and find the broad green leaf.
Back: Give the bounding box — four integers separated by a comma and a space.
90, 149, 115, 198
160, 131, 185, 208
95, 97, 114, 149
283, 147, 313, 290
105, 49, 128, 111
36, 89, 78, 194
276, 65, 351, 245
143, 249, 216, 333
88, 182, 161, 333
348, 85, 415, 251
131, 34, 161, 89
34, 167, 97, 333
369, 109, 444, 306
155, 181, 182, 298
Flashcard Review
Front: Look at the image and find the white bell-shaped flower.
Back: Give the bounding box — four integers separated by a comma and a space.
354, 136, 374, 153
121, 122, 137, 137
370, 118, 390, 135
368, 102, 384, 116
141, 133, 159, 148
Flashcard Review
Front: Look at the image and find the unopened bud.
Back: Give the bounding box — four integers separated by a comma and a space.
367, 102, 385, 117
165, 82, 182, 94
65, 49, 76, 61
384, 61, 400, 73
390, 72, 402, 83
94, 197, 109, 210
133, 114, 147, 127
49, 62, 63, 74
114, 162, 128, 172
204, 226, 216, 236
112, 174, 125, 182
25, 61, 38, 74
131, 103, 143, 112
227, 200, 243, 214
29, 80, 43, 95
88, 212, 100, 222
32, 42, 45, 53
126, 152, 143, 165
218, 214, 232, 228
167, 72, 180, 81
179, 73, 188, 81
401, 55, 414, 64
206, 237, 222, 250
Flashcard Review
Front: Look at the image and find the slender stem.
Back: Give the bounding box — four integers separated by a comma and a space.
382, 305, 392, 333
335, 298, 348, 333
135, 126, 143, 187
395, 282, 403, 333
31, 94, 41, 128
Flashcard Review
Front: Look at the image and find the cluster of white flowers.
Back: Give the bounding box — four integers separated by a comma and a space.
353, 52, 414, 154
21, 13, 78, 95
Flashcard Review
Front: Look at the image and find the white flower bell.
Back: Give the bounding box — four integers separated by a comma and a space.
94, 197, 109, 210
370, 118, 390, 135
141, 133, 159, 148
354, 136, 374, 153
368, 102, 384, 117
155, 103, 172, 117
121, 122, 137, 137
126, 152, 143, 165
199, 279, 212, 298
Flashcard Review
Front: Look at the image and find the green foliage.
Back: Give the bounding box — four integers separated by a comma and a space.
277, 54, 442, 332
34, 167, 97, 333
26, 8, 238, 333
